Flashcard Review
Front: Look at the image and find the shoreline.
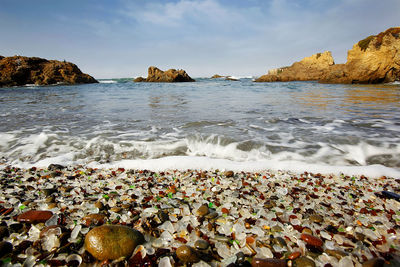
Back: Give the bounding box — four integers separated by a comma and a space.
1, 165, 399, 266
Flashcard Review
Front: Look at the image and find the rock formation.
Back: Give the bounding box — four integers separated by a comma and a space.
255, 51, 335, 82
256, 27, 400, 84
211, 74, 226, 78
134, 66, 195, 82
0, 56, 98, 87
321, 27, 400, 83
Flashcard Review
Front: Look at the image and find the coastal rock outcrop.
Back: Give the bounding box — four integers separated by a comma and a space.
0, 56, 98, 87
321, 27, 400, 83
255, 51, 334, 82
134, 66, 195, 82
256, 27, 400, 84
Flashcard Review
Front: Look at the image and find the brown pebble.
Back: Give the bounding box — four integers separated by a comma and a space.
110, 207, 122, 213
224, 171, 234, 177
82, 214, 106, 227
288, 251, 301, 260
251, 258, 286, 267
302, 228, 313, 235
176, 245, 200, 263
196, 204, 209, 216
362, 258, 385, 267
17, 210, 53, 224
294, 256, 316, 267
309, 214, 323, 223
85, 225, 145, 261
325, 249, 348, 259
94, 201, 104, 210
47, 203, 58, 209
300, 234, 323, 247
194, 239, 209, 250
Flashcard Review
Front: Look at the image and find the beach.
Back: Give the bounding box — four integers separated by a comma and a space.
1, 165, 399, 266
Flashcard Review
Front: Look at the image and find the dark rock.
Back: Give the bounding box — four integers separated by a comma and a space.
139, 66, 195, 82
17, 210, 53, 224
133, 77, 146, 82
194, 239, 209, 250
0, 226, 9, 240
224, 171, 234, 177
84, 225, 145, 260
0, 56, 98, 87
196, 204, 209, 216
362, 258, 385, 267
48, 164, 65, 171
0, 241, 13, 258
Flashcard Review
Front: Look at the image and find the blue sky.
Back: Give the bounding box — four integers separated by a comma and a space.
1, 0, 399, 78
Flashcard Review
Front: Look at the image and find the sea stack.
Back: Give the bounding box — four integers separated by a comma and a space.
256, 27, 400, 84
134, 66, 195, 82
0, 56, 98, 87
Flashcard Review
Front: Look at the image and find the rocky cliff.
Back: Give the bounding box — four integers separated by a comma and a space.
321, 27, 400, 83
255, 51, 334, 82
134, 66, 195, 82
256, 27, 400, 84
0, 56, 98, 87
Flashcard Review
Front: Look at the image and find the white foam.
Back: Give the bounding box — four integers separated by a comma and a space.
86, 156, 400, 178
99, 80, 117, 84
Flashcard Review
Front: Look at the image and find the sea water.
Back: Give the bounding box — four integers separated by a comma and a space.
1, 78, 400, 177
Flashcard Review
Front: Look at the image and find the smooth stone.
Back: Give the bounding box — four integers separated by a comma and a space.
0, 241, 13, 258
47, 203, 58, 209
288, 251, 301, 260
273, 236, 287, 247
196, 204, 209, 216
9, 223, 24, 233
294, 256, 316, 267
362, 258, 385, 267
309, 214, 323, 223
17, 210, 53, 224
84, 225, 145, 260
0, 226, 9, 240
251, 258, 286, 267
42, 188, 57, 196
264, 200, 276, 209
83, 214, 106, 227
204, 211, 218, 219
94, 201, 104, 210
271, 225, 283, 233
194, 239, 209, 250
224, 171, 234, 177
355, 232, 366, 241
325, 249, 348, 259
176, 245, 200, 263
302, 228, 313, 235
110, 207, 122, 213
300, 234, 323, 247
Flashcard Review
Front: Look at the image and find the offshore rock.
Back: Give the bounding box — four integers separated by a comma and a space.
256, 27, 400, 84
84, 225, 145, 260
255, 51, 334, 82
135, 66, 195, 82
0, 56, 98, 87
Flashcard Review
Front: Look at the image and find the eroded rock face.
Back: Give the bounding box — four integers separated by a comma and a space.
134, 66, 195, 82
321, 27, 400, 83
255, 51, 334, 82
0, 56, 98, 87
256, 27, 400, 84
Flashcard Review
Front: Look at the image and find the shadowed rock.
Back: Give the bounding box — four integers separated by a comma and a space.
134, 66, 195, 82
0, 56, 98, 87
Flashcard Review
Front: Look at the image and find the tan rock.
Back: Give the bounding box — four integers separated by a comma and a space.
84, 225, 145, 260
211, 74, 226, 78
321, 27, 400, 83
255, 51, 334, 82
140, 66, 195, 82
133, 76, 146, 82
0, 56, 98, 87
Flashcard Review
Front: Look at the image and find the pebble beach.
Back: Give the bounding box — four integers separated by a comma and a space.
1, 165, 399, 267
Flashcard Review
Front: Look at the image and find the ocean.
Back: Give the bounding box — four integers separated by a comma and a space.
1, 78, 400, 177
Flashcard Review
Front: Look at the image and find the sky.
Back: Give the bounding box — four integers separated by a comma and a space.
1, 0, 399, 79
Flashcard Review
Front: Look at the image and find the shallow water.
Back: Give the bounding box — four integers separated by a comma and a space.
1, 78, 400, 176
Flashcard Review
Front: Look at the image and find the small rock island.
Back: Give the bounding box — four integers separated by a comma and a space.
256, 27, 400, 84
134, 66, 195, 82
0, 56, 98, 87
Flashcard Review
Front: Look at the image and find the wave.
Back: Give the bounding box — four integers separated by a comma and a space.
99, 80, 117, 84
1, 130, 399, 178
